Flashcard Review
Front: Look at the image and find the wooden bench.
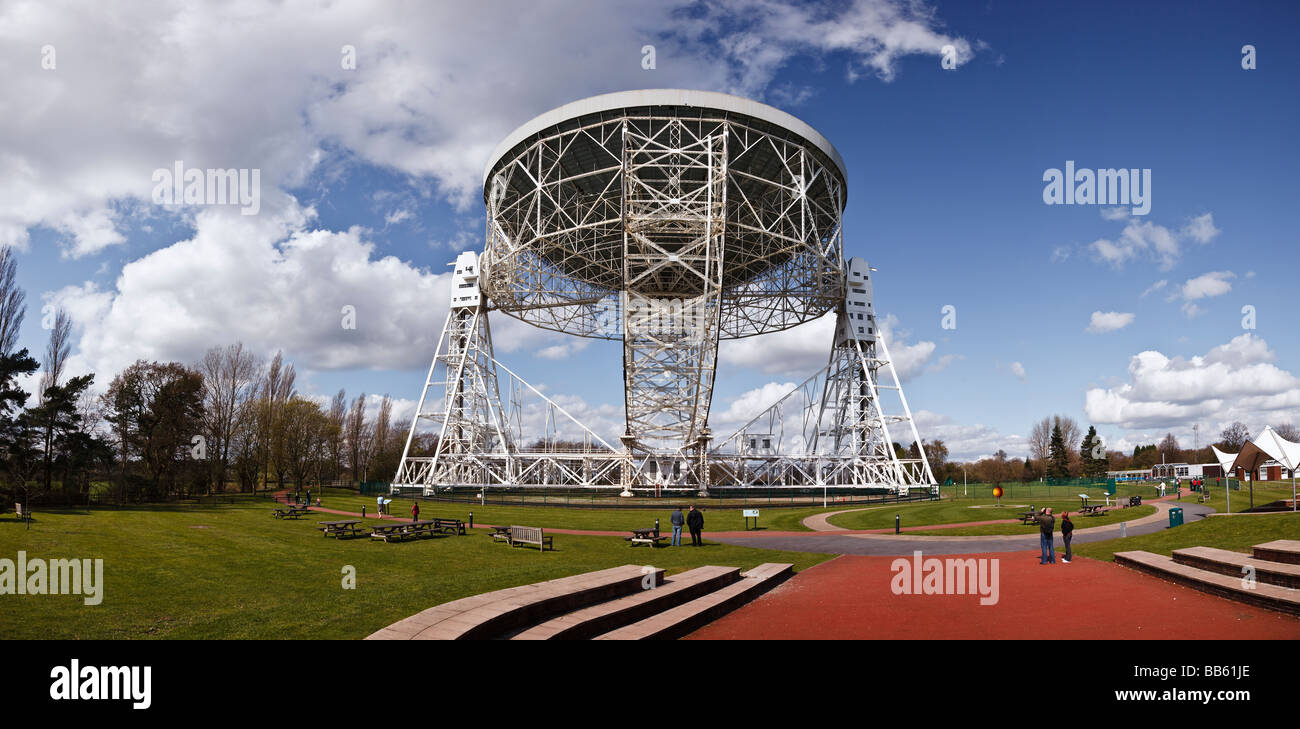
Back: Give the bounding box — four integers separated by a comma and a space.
508, 525, 553, 552
431, 517, 466, 536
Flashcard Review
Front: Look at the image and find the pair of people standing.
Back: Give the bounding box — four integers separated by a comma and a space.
669, 506, 704, 546
1037, 508, 1073, 564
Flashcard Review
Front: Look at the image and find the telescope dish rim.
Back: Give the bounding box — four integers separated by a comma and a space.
481, 88, 847, 190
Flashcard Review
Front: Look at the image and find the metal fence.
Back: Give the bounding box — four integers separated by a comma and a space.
380, 485, 939, 510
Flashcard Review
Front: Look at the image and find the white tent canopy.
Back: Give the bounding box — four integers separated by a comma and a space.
1211, 445, 1238, 474
1228, 425, 1300, 475
1223, 426, 1298, 512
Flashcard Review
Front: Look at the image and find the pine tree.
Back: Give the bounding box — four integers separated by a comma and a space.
1080, 427, 1096, 478
1048, 423, 1070, 479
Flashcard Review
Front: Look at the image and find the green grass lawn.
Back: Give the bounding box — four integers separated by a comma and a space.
310, 491, 835, 533
1192, 481, 1297, 513
825, 496, 1126, 530
937, 482, 1162, 501
902, 505, 1157, 536
0, 502, 832, 639
1074, 511, 1300, 562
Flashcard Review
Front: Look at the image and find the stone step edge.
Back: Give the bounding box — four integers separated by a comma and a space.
511, 566, 742, 640
1114, 551, 1300, 617
593, 563, 795, 640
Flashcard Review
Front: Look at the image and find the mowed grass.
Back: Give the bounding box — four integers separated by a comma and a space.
904, 504, 1157, 536
313, 491, 835, 533
0, 504, 832, 639
825, 497, 1122, 530
1074, 511, 1300, 562
1192, 481, 1297, 513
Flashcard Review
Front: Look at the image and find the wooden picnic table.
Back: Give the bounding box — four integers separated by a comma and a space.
318, 520, 367, 538
1080, 504, 1108, 516
369, 520, 444, 543
626, 527, 668, 547
272, 506, 312, 520
489, 525, 512, 543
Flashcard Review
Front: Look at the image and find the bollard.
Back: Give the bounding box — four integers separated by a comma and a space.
362, 505, 366, 518
1120, 521, 1126, 538
655, 518, 660, 538
895, 514, 900, 535
469, 511, 474, 530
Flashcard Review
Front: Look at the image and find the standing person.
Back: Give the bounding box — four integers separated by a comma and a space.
670, 507, 685, 547
1038, 507, 1056, 565
1060, 512, 1074, 563
305, 488, 311, 506
686, 505, 704, 547
411, 500, 420, 522
377, 494, 384, 516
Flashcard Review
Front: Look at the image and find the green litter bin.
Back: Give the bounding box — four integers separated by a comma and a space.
1168, 507, 1184, 528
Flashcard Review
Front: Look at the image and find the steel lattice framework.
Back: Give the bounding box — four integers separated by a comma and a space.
393, 90, 936, 495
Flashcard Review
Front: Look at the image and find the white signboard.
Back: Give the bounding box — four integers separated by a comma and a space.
742, 509, 760, 518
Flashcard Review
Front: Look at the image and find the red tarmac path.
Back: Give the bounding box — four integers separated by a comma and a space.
685, 552, 1300, 640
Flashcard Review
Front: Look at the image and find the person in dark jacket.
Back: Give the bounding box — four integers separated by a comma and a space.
670, 507, 685, 547
686, 506, 704, 546
1038, 507, 1055, 564
411, 501, 420, 522
1060, 512, 1073, 563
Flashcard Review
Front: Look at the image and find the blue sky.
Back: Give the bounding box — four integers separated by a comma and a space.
2, 0, 1297, 460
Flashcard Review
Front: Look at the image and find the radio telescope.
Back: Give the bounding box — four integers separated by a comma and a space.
394, 90, 935, 496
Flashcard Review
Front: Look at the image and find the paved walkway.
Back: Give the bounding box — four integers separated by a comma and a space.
686, 552, 1300, 640
710, 501, 1214, 555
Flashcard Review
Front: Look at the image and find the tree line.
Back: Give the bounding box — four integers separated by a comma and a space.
929, 415, 1297, 485
0, 248, 430, 506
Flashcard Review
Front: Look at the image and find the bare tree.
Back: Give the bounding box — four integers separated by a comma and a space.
1029, 414, 1081, 475
256, 351, 296, 492
0, 246, 26, 355
1029, 418, 1052, 466
1158, 432, 1180, 461
345, 393, 368, 485
39, 308, 73, 400
327, 389, 347, 482
1219, 421, 1250, 451
1273, 423, 1299, 442
199, 343, 260, 493
36, 308, 75, 495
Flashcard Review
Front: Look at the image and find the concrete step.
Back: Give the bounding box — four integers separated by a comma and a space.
1173, 546, 1300, 589
366, 564, 665, 640
1115, 551, 1300, 617
511, 566, 741, 640
594, 563, 793, 640
1253, 539, 1300, 565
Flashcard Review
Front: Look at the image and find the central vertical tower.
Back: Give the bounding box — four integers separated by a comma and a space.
478, 90, 846, 487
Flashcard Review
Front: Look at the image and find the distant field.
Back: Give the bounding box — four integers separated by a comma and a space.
937, 482, 1163, 501
1193, 481, 1297, 513
904, 505, 1157, 536
825, 496, 1131, 530
0, 502, 832, 639
308, 490, 835, 533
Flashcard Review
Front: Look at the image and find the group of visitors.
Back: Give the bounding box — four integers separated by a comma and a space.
1037, 507, 1073, 564
669, 505, 705, 546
